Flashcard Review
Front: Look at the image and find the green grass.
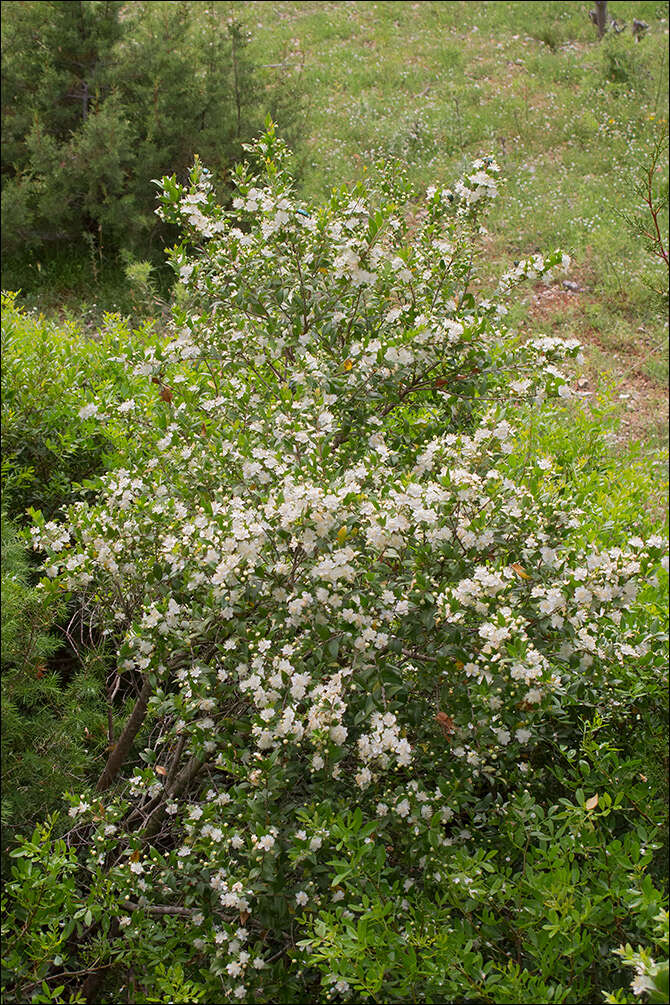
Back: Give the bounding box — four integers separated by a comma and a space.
3, 1, 668, 433
234, 0, 668, 418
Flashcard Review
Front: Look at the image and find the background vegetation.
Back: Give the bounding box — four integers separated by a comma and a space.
1, 0, 304, 302
3, 1, 667, 428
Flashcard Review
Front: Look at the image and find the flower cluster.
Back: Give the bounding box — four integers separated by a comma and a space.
27, 125, 668, 1002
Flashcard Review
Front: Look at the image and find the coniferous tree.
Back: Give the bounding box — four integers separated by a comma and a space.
1, 513, 102, 854
1, 1, 298, 257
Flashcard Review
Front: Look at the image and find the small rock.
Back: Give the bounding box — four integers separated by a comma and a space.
562, 280, 584, 292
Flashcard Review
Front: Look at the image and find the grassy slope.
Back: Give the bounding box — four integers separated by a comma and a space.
238, 0, 669, 442
3, 2, 667, 438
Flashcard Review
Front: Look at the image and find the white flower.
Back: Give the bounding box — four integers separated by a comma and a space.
295, 890, 308, 906
68, 799, 90, 818
330, 724, 348, 744
78, 403, 99, 419
631, 972, 654, 996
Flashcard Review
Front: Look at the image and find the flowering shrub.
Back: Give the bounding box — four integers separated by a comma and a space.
3, 125, 667, 1004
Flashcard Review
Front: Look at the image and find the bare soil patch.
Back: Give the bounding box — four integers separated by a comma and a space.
528, 280, 668, 447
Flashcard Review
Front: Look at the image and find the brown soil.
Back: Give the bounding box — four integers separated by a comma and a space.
527, 280, 669, 447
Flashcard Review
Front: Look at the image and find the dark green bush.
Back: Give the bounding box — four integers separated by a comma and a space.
0, 513, 103, 856
1, 1, 302, 259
